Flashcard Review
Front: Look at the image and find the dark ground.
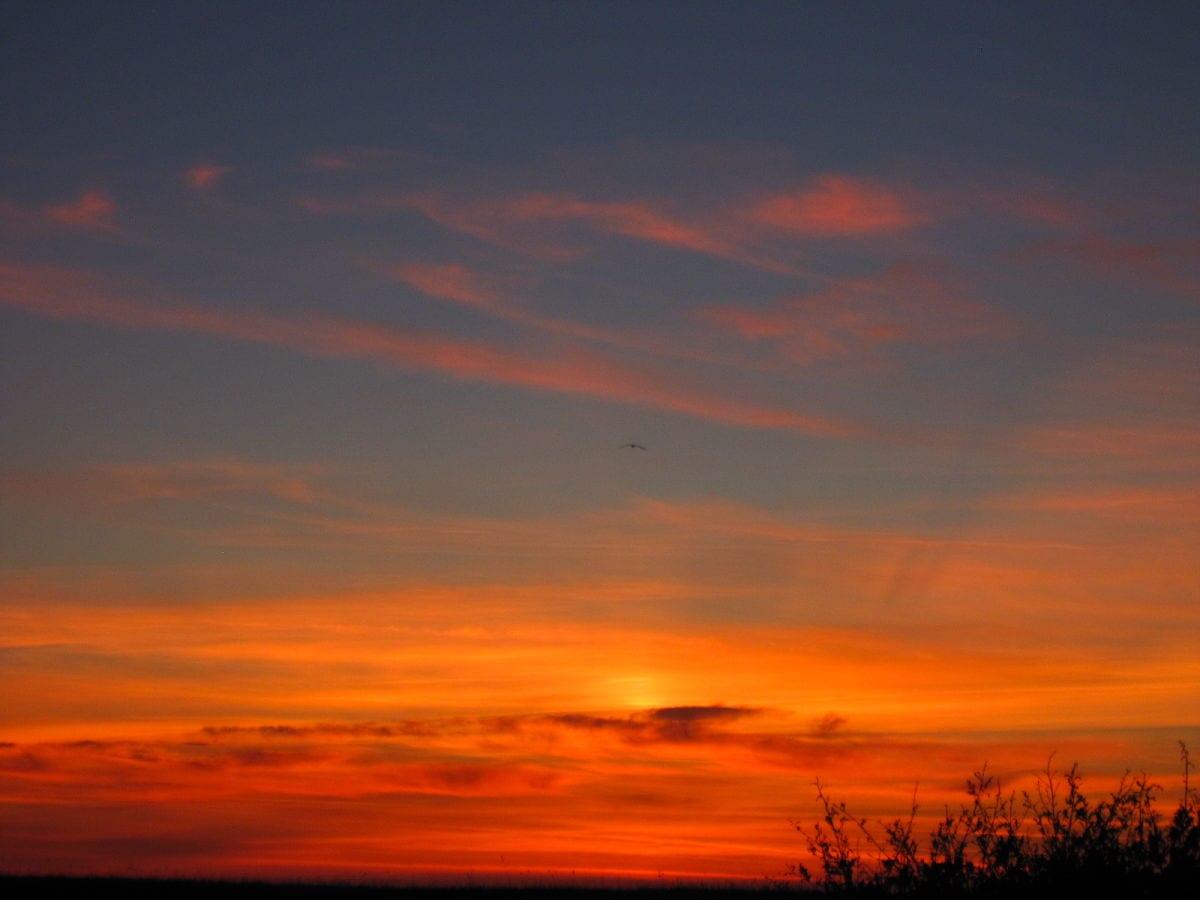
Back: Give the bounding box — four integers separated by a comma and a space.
0, 879, 794, 900
3, 873, 1198, 900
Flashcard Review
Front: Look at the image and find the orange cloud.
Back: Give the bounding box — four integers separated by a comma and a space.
184, 163, 232, 190
746, 175, 925, 236
2, 459, 324, 507
0, 262, 861, 437
985, 486, 1200, 522
43, 189, 117, 231
1, 702, 1191, 882
2, 537, 1194, 881
1012, 422, 1199, 476
1004, 327, 1199, 478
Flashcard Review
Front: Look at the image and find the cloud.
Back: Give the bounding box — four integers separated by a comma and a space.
395, 763, 563, 796
43, 189, 118, 231
200, 709, 785, 765
382, 260, 506, 311
523, 706, 767, 748
489, 192, 745, 262
809, 712, 847, 737
300, 170, 950, 280
1008, 328, 1199, 475
0, 262, 862, 438
745, 175, 925, 236
9, 715, 1179, 883
644, 706, 761, 744
650, 704, 758, 723
201, 721, 438, 739
978, 189, 1087, 229
701, 263, 1013, 365
307, 189, 800, 273
1014, 233, 1200, 295
985, 487, 1200, 522
303, 145, 433, 172
2, 459, 325, 507
373, 257, 781, 368
184, 163, 232, 191
1005, 422, 1200, 471
189, 708, 775, 763
309, 189, 731, 253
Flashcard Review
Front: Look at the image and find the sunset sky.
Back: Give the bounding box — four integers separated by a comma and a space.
1, 0, 1198, 884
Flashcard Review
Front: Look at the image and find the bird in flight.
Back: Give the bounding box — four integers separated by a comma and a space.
619, 443, 647, 450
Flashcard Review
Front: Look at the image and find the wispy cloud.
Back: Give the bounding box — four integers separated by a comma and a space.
0, 262, 862, 437
1014, 233, 1200, 295
305, 181, 870, 274
1013, 424, 1200, 472
984, 486, 1200, 523
976, 187, 1088, 229
314, 189, 790, 270
43, 189, 118, 231
1008, 327, 1200, 475
303, 145, 433, 172
184, 163, 232, 191
744, 175, 926, 236
381, 260, 508, 312
2, 459, 325, 506
372, 258, 780, 369
701, 263, 1013, 366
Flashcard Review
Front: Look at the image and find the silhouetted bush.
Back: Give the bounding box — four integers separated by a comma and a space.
792, 742, 1199, 896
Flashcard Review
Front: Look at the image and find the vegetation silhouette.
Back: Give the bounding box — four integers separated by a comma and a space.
791, 742, 1199, 897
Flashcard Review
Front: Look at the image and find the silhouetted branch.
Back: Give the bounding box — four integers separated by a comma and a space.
793, 745, 1200, 895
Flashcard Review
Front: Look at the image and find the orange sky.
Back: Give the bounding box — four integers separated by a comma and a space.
3, 505, 1197, 880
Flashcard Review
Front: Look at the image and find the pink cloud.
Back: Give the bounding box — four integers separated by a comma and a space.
701, 263, 1012, 365
307, 153, 356, 171
980, 189, 1087, 229
745, 175, 925, 236
0, 262, 863, 438
382, 260, 506, 311
301, 176, 943, 274
495, 192, 739, 259
379, 258, 636, 344
1014, 233, 1200, 294
305, 189, 800, 272
43, 189, 117, 231
371, 258, 786, 369
400, 190, 752, 264
184, 163, 232, 191
303, 146, 431, 172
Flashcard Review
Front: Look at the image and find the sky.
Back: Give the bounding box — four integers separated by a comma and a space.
1, 0, 1198, 884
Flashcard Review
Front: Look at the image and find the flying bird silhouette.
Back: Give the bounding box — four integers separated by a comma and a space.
619, 443, 647, 450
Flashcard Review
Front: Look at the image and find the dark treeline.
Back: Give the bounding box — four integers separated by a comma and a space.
793, 743, 1199, 897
